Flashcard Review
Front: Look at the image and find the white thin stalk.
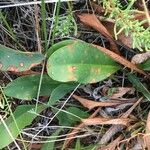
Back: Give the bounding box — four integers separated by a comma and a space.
0, 115, 21, 150
0, 0, 78, 9
31, 84, 80, 141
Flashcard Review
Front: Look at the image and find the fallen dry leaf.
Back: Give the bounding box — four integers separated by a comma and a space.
132, 136, 145, 150
90, 2, 133, 48
131, 51, 150, 64
144, 112, 150, 150
100, 97, 143, 144
109, 87, 135, 99
91, 2, 149, 48
93, 44, 147, 76
98, 135, 123, 150
100, 124, 124, 145
122, 97, 143, 118
72, 94, 135, 110
134, 13, 150, 28
78, 13, 120, 55
63, 108, 100, 149
82, 117, 131, 126
101, 21, 133, 48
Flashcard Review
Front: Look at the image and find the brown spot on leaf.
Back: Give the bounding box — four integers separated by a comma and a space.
8, 66, 19, 72
67, 43, 77, 53
68, 66, 76, 72
92, 44, 146, 76
67, 44, 74, 49
92, 68, 101, 74
68, 75, 77, 81
107, 73, 111, 77
20, 63, 24, 67
91, 78, 96, 83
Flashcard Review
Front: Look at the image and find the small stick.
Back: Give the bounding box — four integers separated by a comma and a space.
34, 0, 42, 52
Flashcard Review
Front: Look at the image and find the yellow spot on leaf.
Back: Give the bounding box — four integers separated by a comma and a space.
68, 75, 77, 81
91, 78, 96, 83
20, 63, 24, 67
91, 68, 101, 74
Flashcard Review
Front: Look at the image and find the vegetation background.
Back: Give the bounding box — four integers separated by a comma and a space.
0, 0, 150, 149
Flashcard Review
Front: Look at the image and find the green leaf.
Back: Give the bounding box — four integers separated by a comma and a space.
47, 39, 74, 58
4, 74, 61, 100
0, 105, 46, 149
48, 83, 78, 106
70, 144, 98, 150
47, 40, 121, 84
74, 139, 81, 150
128, 73, 150, 101
139, 59, 150, 71
41, 129, 61, 150
53, 107, 89, 126
0, 44, 45, 72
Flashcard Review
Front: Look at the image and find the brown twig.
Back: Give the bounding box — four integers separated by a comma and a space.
34, 0, 42, 52
141, 0, 150, 27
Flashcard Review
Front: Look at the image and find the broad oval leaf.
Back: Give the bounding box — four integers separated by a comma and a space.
47, 39, 74, 58
53, 107, 89, 126
0, 104, 46, 149
47, 40, 121, 83
48, 83, 78, 106
4, 74, 61, 100
0, 44, 45, 72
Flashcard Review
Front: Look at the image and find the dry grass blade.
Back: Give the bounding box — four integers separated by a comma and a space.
121, 97, 143, 118
98, 135, 123, 150
78, 13, 120, 55
72, 94, 127, 110
63, 108, 100, 149
82, 117, 131, 126
93, 44, 147, 76
100, 97, 143, 144
34, 1, 42, 53
144, 112, 150, 150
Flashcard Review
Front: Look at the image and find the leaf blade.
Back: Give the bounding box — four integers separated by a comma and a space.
0, 105, 46, 149
48, 83, 78, 106
47, 40, 121, 83
0, 44, 44, 72
4, 74, 60, 100
127, 73, 150, 101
